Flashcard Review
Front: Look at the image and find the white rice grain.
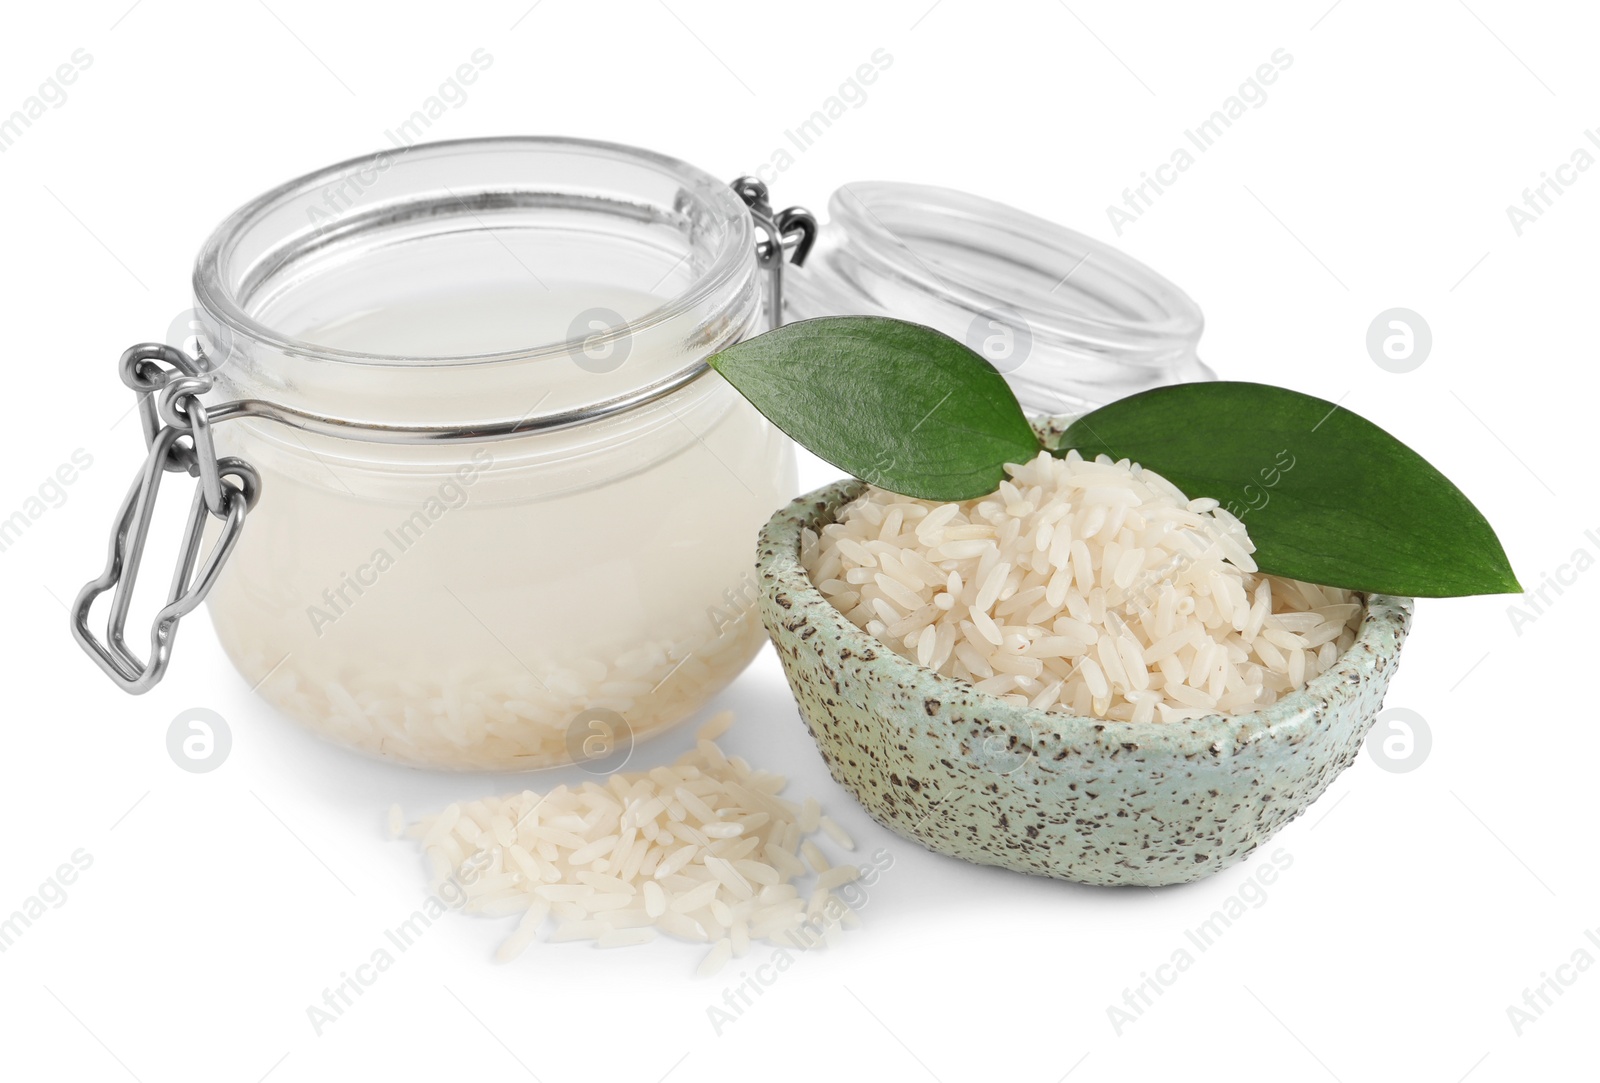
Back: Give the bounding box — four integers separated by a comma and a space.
819, 815, 856, 851
698, 938, 733, 977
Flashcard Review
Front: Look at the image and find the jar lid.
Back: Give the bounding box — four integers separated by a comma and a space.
783, 182, 1213, 415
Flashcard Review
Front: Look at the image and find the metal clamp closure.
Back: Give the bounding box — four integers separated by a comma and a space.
71, 344, 260, 694
731, 176, 817, 329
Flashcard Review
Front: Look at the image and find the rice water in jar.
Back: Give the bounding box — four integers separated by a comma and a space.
180, 138, 796, 769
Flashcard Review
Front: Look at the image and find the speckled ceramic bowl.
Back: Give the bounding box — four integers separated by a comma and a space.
757, 472, 1413, 887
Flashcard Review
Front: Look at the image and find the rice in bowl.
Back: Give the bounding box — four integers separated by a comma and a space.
802, 450, 1361, 723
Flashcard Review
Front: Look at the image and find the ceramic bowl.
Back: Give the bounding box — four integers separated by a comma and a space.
756, 473, 1412, 887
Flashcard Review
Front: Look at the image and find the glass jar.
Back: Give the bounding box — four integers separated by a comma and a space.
183, 137, 793, 770
785, 182, 1214, 416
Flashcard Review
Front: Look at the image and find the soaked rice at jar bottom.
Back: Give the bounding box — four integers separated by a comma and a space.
230, 615, 766, 770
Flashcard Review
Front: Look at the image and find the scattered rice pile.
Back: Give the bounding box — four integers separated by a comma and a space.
803, 450, 1362, 724
398, 712, 861, 974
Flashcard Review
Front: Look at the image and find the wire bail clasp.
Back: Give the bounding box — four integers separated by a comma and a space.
71, 343, 260, 694
730, 177, 817, 330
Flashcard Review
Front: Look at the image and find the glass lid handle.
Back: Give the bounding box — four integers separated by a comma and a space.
730, 177, 816, 330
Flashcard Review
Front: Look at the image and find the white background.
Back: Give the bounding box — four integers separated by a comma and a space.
1, 1, 1595, 1080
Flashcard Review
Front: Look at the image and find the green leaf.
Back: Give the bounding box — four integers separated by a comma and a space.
1055, 382, 1521, 598
709, 316, 1041, 501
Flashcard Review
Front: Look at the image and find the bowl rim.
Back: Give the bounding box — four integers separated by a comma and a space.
758, 475, 1413, 757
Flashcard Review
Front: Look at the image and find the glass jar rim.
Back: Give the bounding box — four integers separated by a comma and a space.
191, 135, 756, 371
798, 180, 1204, 360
